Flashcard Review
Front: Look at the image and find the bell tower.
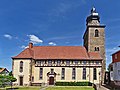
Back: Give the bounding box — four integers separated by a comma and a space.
83, 7, 106, 83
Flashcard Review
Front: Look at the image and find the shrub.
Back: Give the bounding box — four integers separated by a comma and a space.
55, 81, 92, 86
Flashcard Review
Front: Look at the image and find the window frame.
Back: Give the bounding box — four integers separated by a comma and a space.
19, 61, 23, 73
61, 68, 65, 80
93, 68, 97, 80
95, 47, 100, 51
95, 29, 99, 37
83, 67, 86, 80
40, 68, 43, 80
72, 68, 76, 80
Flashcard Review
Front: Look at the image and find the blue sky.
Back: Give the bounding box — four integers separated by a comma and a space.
0, 0, 120, 71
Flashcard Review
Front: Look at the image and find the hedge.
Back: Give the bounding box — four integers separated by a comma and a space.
55, 81, 92, 86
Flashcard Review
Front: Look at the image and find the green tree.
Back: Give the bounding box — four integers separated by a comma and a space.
9, 71, 12, 76
0, 75, 6, 87
0, 74, 16, 88
6, 75, 17, 88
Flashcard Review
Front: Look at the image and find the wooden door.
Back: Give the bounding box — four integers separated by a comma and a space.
20, 76, 23, 86
49, 77, 54, 85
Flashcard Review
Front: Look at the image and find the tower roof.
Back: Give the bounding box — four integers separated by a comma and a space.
86, 7, 100, 25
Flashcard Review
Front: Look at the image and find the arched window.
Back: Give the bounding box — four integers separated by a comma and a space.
61, 68, 65, 80
83, 68, 86, 80
20, 61, 23, 73
40, 68, 43, 80
95, 29, 99, 37
72, 68, 76, 80
93, 68, 97, 80
95, 47, 99, 51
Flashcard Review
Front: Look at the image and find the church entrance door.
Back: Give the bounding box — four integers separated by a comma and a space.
49, 77, 54, 85
19, 76, 23, 86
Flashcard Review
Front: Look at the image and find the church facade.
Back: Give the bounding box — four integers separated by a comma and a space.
12, 8, 106, 86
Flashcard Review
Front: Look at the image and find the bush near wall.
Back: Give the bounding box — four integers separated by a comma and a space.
55, 82, 92, 86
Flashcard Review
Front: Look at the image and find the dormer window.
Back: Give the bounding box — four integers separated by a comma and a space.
95, 29, 99, 37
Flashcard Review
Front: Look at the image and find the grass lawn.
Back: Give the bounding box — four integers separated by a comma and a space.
46, 86, 94, 90
14, 86, 41, 90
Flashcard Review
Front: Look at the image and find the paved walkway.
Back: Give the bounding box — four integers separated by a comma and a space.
97, 85, 110, 90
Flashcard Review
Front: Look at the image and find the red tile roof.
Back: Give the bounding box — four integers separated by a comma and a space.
13, 48, 33, 59
0, 68, 9, 73
88, 52, 102, 60
12, 46, 102, 60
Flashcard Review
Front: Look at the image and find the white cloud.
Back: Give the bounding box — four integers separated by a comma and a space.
27, 35, 43, 44
4, 34, 12, 39
48, 42, 56, 46
21, 45, 28, 49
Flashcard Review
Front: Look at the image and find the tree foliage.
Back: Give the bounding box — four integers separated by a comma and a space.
0, 74, 17, 88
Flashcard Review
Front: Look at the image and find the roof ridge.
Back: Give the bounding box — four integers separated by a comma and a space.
33, 46, 84, 47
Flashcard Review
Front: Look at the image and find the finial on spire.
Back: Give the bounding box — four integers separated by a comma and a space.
90, 6, 99, 16
91, 7, 96, 14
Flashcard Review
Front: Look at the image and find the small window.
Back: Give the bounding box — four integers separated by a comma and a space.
66, 60, 70, 65
75, 61, 78, 65
83, 61, 87, 64
51, 69, 54, 74
57, 60, 61, 65
92, 61, 94, 64
95, 29, 99, 37
41, 61, 43, 64
20, 61, 23, 73
48, 60, 52, 66
95, 47, 99, 51
96, 61, 99, 64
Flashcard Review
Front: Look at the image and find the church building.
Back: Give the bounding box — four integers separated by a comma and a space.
12, 7, 106, 86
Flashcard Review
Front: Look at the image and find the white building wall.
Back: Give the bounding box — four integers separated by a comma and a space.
33, 66, 101, 84
113, 62, 120, 81
13, 59, 102, 86
13, 59, 31, 86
